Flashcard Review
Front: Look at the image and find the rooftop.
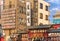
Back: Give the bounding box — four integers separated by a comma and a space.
53, 11, 60, 17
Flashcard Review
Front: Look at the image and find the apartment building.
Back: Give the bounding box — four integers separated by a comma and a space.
1, 0, 50, 41
17, 0, 50, 29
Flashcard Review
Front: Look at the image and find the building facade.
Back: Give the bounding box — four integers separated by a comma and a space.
1, 0, 17, 41
1, 0, 50, 41
18, 0, 50, 30
53, 11, 60, 24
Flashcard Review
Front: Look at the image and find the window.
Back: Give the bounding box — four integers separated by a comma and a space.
9, 1, 12, 8
27, 12, 30, 16
40, 13, 43, 19
9, 4, 12, 8
46, 15, 48, 20
3, 0, 5, 9
19, 6, 23, 13
39, 23, 43, 25
34, 0, 38, 2
21, 7, 23, 13
34, 2, 38, 9
23, 7, 26, 14
46, 6, 48, 11
40, 3, 43, 9
19, 17, 23, 22
20, 7, 26, 14
27, 5, 29, 9
3, 5, 5, 9
19, 6, 22, 13
27, 18, 30, 23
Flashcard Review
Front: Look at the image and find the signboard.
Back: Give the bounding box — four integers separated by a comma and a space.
1, 8, 16, 29
28, 32, 44, 38
26, 2, 31, 26
53, 24, 60, 29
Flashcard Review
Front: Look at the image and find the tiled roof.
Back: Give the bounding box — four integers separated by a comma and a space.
53, 11, 60, 17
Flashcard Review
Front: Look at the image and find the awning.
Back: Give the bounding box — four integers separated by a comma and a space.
28, 25, 51, 30
17, 30, 28, 34
47, 29, 60, 33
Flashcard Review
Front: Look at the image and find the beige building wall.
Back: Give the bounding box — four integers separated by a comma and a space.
38, 0, 50, 25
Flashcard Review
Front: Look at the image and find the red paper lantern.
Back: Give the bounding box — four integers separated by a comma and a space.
0, 37, 4, 41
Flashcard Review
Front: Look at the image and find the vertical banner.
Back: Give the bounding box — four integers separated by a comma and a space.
26, 1, 31, 26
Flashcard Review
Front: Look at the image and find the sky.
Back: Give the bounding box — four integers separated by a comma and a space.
45, 0, 60, 23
